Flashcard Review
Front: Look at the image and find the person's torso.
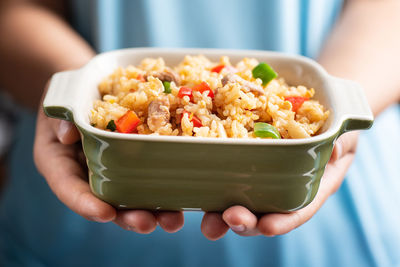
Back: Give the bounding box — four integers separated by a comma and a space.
70, 0, 343, 58
2, 1, 400, 267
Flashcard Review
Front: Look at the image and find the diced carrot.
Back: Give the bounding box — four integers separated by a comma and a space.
136, 74, 146, 82
115, 110, 141, 133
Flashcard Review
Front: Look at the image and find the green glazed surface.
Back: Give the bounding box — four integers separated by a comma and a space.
42, 48, 374, 213
78, 124, 336, 213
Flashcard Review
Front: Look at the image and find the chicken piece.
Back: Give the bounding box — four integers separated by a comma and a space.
221, 73, 265, 95
144, 67, 181, 86
147, 97, 170, 132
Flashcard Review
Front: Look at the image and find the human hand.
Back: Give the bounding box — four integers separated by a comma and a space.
34, 80, 358, 237
200, 132, 359, 240
33, 82, 184, 234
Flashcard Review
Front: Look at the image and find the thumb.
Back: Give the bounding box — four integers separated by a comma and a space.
40, 80, 80, 145
49, 117, 80, 144
330, 131, 359, 162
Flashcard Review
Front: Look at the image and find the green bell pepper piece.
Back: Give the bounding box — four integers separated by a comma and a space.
254, 122, 281, 139
106, 120, 116, 131
163, 81, 172, 94
252, 62, 277, 86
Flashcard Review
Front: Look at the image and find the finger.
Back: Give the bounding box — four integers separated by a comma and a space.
330, 131, 359, 162
39, 82, 80, 145
77, 148, 88, 176
34, 110, 116, 222
49, 117, 80, 145
156, 211, 184, 233
222, 206, 259, 236
258, 153, 355, 236
35, 147, 116, 222
35, 146, 116, 222
114, 210, 157, 234
201, 212, 229, 241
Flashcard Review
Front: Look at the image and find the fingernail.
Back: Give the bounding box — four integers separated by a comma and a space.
336, 141, 343, 159
57, 120, 71, 142
333, 141, 343, 161
89, 216, 109, 223
231, 225, 246, 232
330, 140, 343, 162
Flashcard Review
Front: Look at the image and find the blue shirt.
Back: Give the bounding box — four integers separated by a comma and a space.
71, 0, 342, 58
1, 1, 400, 266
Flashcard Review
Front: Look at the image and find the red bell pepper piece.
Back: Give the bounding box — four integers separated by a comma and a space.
181, 111, 202, 127
211, 64, 225, 73
191, 115, 203, 127
211, 64, 238, 74
115, 110, 141, 133
284, 96, 309, 112
192, 81, 214, 99
178, 86, 193, 101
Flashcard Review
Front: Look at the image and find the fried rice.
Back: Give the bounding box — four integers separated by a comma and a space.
90, 55, 329, 139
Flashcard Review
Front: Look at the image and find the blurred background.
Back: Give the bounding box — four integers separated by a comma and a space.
0, 1, 399, 267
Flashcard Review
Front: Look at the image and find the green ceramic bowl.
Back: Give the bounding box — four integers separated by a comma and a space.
43, 48, 373, 213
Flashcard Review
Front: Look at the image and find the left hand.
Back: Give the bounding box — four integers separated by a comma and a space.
200, 132, 359, 240
34, 82, 184, 234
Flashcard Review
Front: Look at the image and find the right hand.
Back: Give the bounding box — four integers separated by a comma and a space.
33, 82, 184, 233
200, 131, 359, 240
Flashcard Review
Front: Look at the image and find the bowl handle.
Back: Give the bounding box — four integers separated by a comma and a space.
43, 70, 80, 122
331, 76, 374, 134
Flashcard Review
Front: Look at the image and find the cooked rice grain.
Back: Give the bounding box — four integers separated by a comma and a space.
90, 55, 329, 139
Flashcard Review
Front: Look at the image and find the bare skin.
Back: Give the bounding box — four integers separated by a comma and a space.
1, 0, 399, 239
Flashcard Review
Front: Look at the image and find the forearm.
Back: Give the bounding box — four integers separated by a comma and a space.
0, 1, 95, 110
318, 0, 400, 116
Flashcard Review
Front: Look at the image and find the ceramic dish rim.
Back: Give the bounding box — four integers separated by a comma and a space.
46, 47, 372, 146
